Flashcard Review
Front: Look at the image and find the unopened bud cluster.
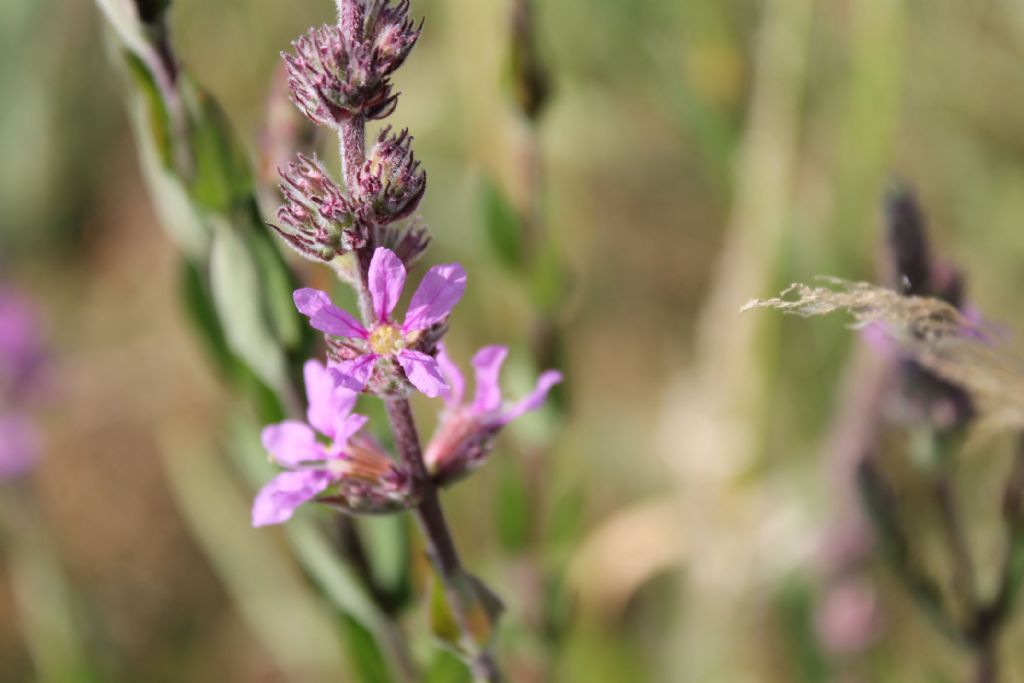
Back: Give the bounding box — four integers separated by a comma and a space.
284, 2, 420, 126
275, 1, 427, 265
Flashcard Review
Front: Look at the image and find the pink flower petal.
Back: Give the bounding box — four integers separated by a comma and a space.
403, 263, 467, 332
396, 349, 447, 398
304, 359, 354, 437
436, 343, 465, 407
293, 288, 367, 339
332, 413, 369, 449
471, 345, 508, 414
252, 470, 331, 527
496, 370, 563, 426
368, 248, 406, 322
329, 354, 377, 392
261, 420, 324, 466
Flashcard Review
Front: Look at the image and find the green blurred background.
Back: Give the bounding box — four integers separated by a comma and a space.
4, 0, 1024, 681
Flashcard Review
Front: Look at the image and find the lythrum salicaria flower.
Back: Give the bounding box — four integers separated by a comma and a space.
425, 344, 562, 483
275, 154, 363, 261
253, 360, 411, 526
294, 247, 466, 398
355, 127, 426, 225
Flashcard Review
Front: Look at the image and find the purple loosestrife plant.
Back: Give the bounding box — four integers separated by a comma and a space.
254, 1, 563, 678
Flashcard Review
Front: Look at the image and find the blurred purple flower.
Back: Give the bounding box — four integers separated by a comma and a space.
0, 288, 45, 399
253, 360, 409, 526
294, 247, 466, 398
424, 344, 562, 483
0, 414, 39, 481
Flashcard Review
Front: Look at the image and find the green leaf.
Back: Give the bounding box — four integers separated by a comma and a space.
182, 81, 254, 212
94, 0, 151, 57
495, 457, 531, 553
429, 571, 504, 656
424, 650, 472, 683
179, 257, 234, 378
121, 54, 211, 258
209, 218, 291, 401
340, 615, 394, 683
774, 578, 829, 683
123, 53, 173, 168
248, 222, 304, 352
481, 178, 524, 270
362, 515, 413, 614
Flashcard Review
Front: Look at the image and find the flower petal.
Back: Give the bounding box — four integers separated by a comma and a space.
329, 354, 377, 392
252, 470, 330, 527
261, 420, 324, 466
396, 349, 447, 398
304, 359, 355, 437
368, 248, 406, 321
294, 288, 367, 339
436, 343, 465, 407
402, 263, 466, 332
332, 413, 369, 450
471, 345, 508, 414
496, 370, 563, 426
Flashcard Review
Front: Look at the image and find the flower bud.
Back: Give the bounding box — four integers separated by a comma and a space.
275, 154, 365, 261
383, 217, 432, 265
365, 0, 422, 76
283, 25, 399, 127
355, 127, 427, 224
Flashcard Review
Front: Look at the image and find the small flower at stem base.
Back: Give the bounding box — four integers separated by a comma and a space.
425, 344, 562, 484
252, 359, 413, 526
293, 247, 466, 398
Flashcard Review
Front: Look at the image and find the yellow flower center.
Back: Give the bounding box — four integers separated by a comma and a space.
370, 324, 403, 356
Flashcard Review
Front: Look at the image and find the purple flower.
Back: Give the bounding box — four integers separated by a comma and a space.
294, 247, 466, 398
424, 344, 562, 483
0, 288, 45, 400
253, 359, 410, 526
0, 414, 39, 482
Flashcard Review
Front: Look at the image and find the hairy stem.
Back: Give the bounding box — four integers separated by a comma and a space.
340, 115, 366, 194
385, 398, 504, 683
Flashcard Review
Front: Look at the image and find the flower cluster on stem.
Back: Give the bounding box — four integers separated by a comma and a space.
255, 1, 562, 678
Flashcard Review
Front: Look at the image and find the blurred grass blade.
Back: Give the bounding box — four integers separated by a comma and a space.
480, 178, 524, 271
158, 424, 349, 680
0, 491, 103, 683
